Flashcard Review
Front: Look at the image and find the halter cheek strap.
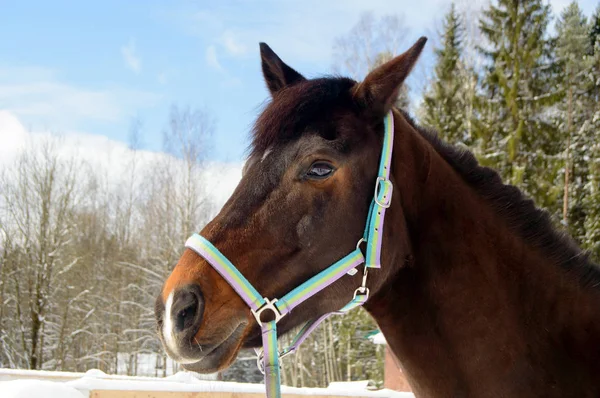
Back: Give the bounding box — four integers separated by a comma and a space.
184, 111, 395, 398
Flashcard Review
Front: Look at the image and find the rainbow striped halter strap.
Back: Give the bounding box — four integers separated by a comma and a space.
184, 111, 394, 398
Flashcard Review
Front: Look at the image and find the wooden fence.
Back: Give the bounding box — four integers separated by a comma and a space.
0, 369, 414, 398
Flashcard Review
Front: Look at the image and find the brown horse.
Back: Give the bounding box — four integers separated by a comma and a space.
155, 38, 600, 397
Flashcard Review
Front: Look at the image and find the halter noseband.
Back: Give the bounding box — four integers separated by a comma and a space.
184, 111, 394, 397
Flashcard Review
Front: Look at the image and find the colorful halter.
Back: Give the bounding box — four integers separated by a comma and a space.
184, 111, 394, 398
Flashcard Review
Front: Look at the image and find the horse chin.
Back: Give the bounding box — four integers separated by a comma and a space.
181, 344, 237, 374
241, 316, 304, 349
180, 322, 248, 374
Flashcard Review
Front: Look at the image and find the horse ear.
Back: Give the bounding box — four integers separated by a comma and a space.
353, 37, 427, 118
259, 42, 306, 96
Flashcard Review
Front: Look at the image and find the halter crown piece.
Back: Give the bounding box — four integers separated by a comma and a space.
184, 111, 395, 398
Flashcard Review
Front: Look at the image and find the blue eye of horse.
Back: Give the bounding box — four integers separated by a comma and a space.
306, 163, 334, 179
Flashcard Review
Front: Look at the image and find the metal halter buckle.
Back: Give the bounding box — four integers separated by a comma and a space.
251, 298, 285, 325
353, 286, 370, 300
374, 177, 393, 208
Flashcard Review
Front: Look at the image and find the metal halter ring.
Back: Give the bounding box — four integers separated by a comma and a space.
346, 239, 367, 276
251, 298, 285, 325
356, 238, 366, 252
374, 177, 393, 208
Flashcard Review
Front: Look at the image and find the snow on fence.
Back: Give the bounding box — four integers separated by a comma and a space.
0, 368, 415, 398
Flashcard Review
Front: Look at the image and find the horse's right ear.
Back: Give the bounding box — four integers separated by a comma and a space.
259, 43, 305, 96
353, 37, 427, 119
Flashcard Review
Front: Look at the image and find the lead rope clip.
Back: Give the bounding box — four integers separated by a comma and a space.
353, 264, 369, 300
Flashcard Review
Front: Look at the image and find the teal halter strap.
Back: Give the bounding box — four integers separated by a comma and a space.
184, 110, 395, 398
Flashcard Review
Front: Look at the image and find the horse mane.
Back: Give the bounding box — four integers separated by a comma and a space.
399, 109, 600, 289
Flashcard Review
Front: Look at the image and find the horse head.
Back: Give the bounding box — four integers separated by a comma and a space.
155, 38, 426, 373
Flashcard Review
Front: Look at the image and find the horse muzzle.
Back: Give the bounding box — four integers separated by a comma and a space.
156, 285, 204, 363
156, 281, 250, 372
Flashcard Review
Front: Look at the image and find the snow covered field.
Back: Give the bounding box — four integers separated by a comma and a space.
0, 368, 415, 398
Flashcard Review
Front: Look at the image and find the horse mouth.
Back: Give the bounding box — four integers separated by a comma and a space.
180, 321, 248, 373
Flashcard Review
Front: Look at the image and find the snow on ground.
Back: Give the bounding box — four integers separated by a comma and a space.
329, 381, 371, 390
369, 332, 388, 345
2, 379, 85, 398
0, 368, 415, 397
114, 352, 220, 379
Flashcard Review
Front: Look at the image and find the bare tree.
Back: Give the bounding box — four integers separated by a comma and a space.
163, 104, 215, 238
0, 104, 219, 376
118, 104, 215, 375
332, 12, 411, 108
0, 137, 82, 369
333, 12, 409, 80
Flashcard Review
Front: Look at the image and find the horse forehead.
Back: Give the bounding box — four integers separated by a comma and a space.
242, 144, 279, 176
261, 147, 273, 162
220, 146, 293, 226
235, 137, 323, 201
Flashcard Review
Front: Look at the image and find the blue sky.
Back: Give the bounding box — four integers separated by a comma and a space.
1, 0, 597, 162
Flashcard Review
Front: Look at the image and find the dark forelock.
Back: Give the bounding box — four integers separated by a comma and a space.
251, 77, 357, 155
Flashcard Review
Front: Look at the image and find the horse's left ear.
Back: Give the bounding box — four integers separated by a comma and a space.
353, 37, 427, 118
260, 42, 306, 96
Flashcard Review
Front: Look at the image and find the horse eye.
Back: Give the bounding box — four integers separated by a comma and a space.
306, 162, 335, 179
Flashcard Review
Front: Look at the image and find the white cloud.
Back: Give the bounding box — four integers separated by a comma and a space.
205, 45, 223, 71
204, 44, 242, 87
165, 0, 599, 76
121, 38, 142, 73
167, 0, 454, 67
0, 110, 28, 166
0, 111, 242, 209
0, 65, 160, 130
0, 66, 57, 81
221, 31, 247, 56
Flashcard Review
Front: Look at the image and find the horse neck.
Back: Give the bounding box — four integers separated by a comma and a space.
366, 112, 600, 397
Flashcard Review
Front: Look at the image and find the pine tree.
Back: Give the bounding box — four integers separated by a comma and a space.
582, 4, 600, 262
477, 0, 562, 213
421, 3, 471, 145
590, 5, 600, 54
555, 1, 593, 242
583, 133, 600, 262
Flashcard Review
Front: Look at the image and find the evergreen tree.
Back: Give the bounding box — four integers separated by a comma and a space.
421, 3, 472, 145
555, 1, 593, 241
589, 4, 600, 54
589, 5, 600, 103
582, 4, 600, 262
477, 0, 562, 213
583, 134, 600, 262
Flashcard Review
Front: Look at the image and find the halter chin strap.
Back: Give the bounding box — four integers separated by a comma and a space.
184, 111, 394, 398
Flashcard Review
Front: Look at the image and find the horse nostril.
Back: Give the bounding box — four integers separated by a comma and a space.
176, 302, 198, 332
170, 285, 204, 334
